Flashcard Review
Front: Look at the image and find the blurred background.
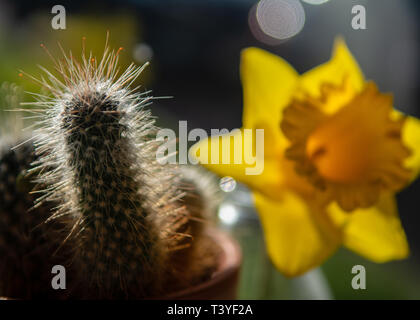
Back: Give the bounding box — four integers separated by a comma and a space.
0, 0, 419, 299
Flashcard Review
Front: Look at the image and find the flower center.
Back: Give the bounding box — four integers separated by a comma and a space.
281, 81, 412, 211
305, 99, 374, 183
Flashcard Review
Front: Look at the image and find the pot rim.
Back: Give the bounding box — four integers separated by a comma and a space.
160, 227, 242, 300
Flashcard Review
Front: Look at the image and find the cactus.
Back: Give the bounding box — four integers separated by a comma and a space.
0, 84, 60, 298
0, 137, 71, 299
19, 41, 220, 298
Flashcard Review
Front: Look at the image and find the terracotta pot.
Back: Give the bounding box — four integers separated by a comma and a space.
162, 228, 242, 300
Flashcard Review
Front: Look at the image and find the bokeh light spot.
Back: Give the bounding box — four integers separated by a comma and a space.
218, 203, 239, 226
301, 0, 330, 5
219, 176, 237, 193
133, 43, 153, 63
255, 0, 305, 41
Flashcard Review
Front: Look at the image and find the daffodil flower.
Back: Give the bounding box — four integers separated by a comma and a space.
190, 39, 420, 277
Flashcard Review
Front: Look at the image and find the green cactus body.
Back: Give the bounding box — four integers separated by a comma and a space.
28, 45, 175, 298
0, 138, 67, 298
18, 40, 220, 299
63, 93, 164, 297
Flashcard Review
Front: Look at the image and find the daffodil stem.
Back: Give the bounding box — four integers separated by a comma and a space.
290, 268, 333, 300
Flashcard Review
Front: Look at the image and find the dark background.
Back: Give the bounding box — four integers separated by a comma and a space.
0, 0, 419, 298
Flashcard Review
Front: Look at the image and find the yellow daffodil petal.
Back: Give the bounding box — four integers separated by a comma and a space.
390, 109, 420, 179
402, 115, 420, 178
254, 191, 342, 277
190, 128, 288, 198
327, 195, 409, 262
241, 47, 299, 154
299, 38, 364, 114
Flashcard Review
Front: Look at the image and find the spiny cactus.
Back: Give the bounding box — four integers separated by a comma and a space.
21, 40, 219, 298
0, 137, 71, 299
178, 166, 221, 234
0, 84, 59, 298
